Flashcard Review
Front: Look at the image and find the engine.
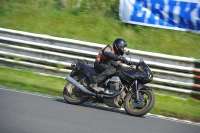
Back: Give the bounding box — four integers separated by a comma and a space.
103, 76, 126, 108
104, 76, 121, 95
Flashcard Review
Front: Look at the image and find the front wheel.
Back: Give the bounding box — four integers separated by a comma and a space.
124, 89, 155, 117
63, 75, 90, 105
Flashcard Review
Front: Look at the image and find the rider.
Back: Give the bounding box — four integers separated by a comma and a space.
90, 38, 129, 93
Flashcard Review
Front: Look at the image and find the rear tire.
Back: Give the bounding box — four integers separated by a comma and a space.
63, 75, 89, 105
124, 89, 155, 117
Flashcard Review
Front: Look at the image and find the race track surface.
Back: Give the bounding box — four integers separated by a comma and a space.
0, 88, 199, 133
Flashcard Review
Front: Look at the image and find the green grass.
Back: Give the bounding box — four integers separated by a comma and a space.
0, 66, 66, 96
0, 0, 199, 59
0, 66, 200, 122
0, 0, 200, 122
151, 95, 200, 122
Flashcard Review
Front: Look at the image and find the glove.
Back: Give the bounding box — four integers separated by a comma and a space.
118, 56, 128, 63
116, 65, 123, 71
127, 61, 134, 66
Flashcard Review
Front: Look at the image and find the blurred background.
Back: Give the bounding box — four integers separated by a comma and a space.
0, 0, 199, 58
0, 0, 200, 122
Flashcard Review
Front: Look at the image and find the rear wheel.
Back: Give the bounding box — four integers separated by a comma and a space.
124, 89, 155, 117
63, 75, 90, 105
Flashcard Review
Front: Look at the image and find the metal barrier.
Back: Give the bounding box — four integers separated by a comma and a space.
0, 28, 199, 99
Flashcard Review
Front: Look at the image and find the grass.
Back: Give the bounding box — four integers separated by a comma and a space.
0, 66, 200, 122
0, 66, 66, 96
0, 0, 199, 122
151, 95, 200, 122
0, 0, 199, 59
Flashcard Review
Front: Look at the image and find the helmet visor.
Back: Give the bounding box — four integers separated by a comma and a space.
119, 46, 127, 52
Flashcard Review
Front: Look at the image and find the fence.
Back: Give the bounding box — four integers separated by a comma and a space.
0, 28, 199, 99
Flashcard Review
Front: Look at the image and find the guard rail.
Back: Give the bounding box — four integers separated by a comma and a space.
0, 28, 199, 99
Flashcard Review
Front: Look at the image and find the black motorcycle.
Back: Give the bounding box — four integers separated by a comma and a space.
63, 51, 155, 117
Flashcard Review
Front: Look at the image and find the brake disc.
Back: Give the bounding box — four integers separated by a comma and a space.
131, 94, 145, 107
72, 87, 80, 96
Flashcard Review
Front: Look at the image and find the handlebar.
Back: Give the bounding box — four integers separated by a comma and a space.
126, 61, 135, 66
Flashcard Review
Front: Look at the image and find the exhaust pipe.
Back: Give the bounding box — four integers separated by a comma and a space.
65, 76, 95, 95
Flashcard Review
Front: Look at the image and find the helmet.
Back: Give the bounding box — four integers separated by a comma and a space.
113, 38, 127, 55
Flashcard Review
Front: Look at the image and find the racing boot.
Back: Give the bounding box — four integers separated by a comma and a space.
89, 83, 104, 93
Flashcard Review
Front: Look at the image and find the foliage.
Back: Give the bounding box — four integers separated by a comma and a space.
0, 0, 199, 58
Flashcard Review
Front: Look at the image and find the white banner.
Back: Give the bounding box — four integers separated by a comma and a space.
119, 0, 200, 34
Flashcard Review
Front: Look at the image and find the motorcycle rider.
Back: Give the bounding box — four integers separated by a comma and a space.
90, 38, 131, 93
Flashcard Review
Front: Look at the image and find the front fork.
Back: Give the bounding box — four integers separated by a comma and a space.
131, 80, 140, 102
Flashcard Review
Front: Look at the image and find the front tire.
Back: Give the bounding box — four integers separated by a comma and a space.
63, 75, 89, 105
124, 89, 155, 117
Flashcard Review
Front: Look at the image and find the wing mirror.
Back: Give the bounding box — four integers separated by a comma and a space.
125, 50, 130, 55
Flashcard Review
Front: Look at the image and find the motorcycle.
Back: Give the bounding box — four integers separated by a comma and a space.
63, 51, 155, 117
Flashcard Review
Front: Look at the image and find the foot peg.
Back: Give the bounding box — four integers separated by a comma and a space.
89, 83, 104, 93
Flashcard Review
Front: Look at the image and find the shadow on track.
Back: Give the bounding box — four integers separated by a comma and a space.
53, 97, 146, 119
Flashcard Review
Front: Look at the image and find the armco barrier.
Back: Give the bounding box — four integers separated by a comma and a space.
0, 28, 200, 99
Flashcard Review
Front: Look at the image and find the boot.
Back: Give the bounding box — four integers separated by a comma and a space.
89, 83, 104, 93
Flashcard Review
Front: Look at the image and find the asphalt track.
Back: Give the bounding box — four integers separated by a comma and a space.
0, 88, 199, 133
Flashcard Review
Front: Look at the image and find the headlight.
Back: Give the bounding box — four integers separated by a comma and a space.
149, 74, 152, 79
148, 71, 153, 80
